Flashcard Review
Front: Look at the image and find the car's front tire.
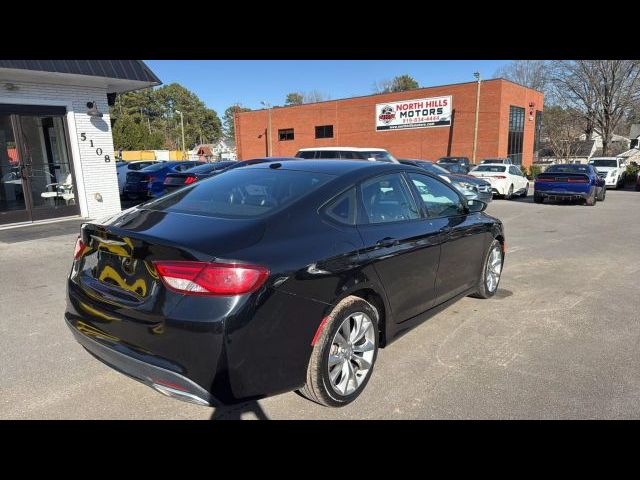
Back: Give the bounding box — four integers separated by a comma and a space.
300, 296, 379, 407
471, 239, 504, 299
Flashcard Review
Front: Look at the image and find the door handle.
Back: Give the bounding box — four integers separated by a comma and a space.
376, 237, 399, 248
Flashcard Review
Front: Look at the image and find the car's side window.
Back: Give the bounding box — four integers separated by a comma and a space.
323, 188, 356, 225
407, 173, 465, 218
360, 174, 420, 224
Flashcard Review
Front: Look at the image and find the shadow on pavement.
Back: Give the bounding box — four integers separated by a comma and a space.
210, 400, 269, 420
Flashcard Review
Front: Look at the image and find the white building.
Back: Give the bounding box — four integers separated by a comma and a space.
193, 139, 237, 162
0, 60, 160, 227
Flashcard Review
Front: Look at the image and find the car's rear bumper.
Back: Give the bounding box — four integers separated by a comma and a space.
123, 184, 149, 195
66, 316, 219, 407
534, 189, 590, 200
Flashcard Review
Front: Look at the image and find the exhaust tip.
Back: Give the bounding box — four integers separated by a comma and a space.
151, 382, 211, 407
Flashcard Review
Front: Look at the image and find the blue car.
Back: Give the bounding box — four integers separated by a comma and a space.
124, 161, 203, 199
534, 164, 606, 206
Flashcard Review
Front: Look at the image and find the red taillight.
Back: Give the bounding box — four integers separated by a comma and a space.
567, 177, 588, 183
73, 237, 86, 260
153, 261, 269, 296
184, 175, 197, 185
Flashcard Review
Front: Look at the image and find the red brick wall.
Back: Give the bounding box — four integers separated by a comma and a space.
236, 79, 544, 168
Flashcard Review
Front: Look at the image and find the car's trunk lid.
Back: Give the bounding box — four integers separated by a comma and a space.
74, 208, 266, 310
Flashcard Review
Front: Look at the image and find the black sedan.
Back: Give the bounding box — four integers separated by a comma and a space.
400, 159, 493, 203
163, 161, 236, 194
65, 160, 505, 407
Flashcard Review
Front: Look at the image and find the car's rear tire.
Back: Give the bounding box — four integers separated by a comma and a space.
585, 187, 597, 206
299, 296, 379, 407
534, 193, 544, 204
597, 186, 606, 201
470, 239, 504, 299
505, 184, 514, 200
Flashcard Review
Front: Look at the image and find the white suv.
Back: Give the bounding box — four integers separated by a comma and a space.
295, 147, 399, 163
589, 157, 626, 189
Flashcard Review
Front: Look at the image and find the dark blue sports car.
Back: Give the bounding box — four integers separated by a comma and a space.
534, 164, 606, 205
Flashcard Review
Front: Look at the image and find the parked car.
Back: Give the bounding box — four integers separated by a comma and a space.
437, 156, 472, 174
162, 161, 236, 194
295, 147, 399, 163
116, 160, 159, 196
66, 160, 505, 408
534, 163, 605, 205
399, 159, 492, 203
124, 161, 204, 199
480, 158, 512, 165
469, 164, 528, 199
588, 157, 626, 189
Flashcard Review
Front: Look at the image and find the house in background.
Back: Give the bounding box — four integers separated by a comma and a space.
537, 139, 596, 164
577, 132, 630, 157
629, 124, 640, 149
193, 139, 237, 162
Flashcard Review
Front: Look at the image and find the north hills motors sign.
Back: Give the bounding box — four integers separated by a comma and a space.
375, 95, 452, 131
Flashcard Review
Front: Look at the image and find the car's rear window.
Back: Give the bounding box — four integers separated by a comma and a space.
361, 151, 396, 163
473, 165, 506, 172
145, 168, 334, 218
546, 165, 590, 173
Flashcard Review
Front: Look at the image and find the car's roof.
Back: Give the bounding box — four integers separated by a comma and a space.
297, 147, 388, 152
589, 157, 619, 160
473, 163, 507, 167
243, 159, 405, 175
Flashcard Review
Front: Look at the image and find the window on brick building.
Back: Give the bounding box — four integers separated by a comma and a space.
278, 128, 294, 141
315, 125, 333, 139
507, 106, 525, 166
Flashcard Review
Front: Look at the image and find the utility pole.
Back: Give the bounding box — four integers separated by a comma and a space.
175, 109, 186, 160
260, 101, 272, 157
472, 71, 482, 163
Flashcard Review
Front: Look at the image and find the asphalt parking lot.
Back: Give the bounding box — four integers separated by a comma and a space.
1, 187, 639, 420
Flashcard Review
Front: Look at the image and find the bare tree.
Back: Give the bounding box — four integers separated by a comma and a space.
541, 106, 587, 162
494, 60, 550, 94
550, 60, 640, 155
303, 90, 331, 103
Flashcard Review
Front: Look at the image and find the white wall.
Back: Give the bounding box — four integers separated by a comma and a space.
0, 80, 121, 220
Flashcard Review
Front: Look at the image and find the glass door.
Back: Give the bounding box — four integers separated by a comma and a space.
16, 115, 79, 221
0, 109, 79, 226
0, 114, 30, 225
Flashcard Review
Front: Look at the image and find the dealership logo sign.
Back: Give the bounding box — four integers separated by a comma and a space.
375, 95, 452, 131
378, 105, 396, 124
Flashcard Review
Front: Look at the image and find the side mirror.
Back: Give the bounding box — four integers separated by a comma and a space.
467, 199, 487, 213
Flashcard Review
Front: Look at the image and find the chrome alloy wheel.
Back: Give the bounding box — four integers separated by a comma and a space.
486, 245, 503, 293
327, 312, 376, 396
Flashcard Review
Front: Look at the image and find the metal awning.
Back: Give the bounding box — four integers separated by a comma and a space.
0, 60, 161, 93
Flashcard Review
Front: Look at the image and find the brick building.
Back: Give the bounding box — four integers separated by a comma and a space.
235, 78, 544, 168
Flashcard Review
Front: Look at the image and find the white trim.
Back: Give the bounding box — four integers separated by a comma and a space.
0, 214, 82, 231
0, 96, 89, 218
